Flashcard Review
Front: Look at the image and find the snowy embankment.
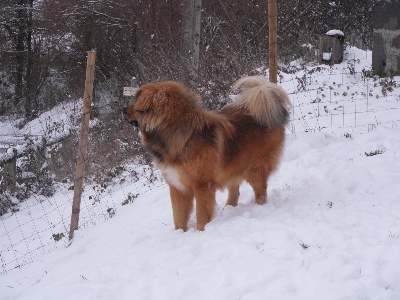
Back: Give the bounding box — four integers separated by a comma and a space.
1, 47, 400, 299
2, 127, 400, 300
1, 100, 81, 152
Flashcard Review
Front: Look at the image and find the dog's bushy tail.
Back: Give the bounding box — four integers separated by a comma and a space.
232, 76, 291, 128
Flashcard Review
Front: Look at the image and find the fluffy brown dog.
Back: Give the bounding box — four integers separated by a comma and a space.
125, 76, 291, 231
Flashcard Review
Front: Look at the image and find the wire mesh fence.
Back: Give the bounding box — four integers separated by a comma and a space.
0, 160, 165, 275
1, 57, 399, 275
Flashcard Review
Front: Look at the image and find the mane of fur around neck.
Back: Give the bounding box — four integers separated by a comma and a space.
138, 82, 212, 132
137, 81, 234, 160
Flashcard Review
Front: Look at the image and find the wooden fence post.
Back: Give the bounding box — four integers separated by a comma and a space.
268, 0, 278, 83
69, 51, 96, 241
2, 149, 17, 194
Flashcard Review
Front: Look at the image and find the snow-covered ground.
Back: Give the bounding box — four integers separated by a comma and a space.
1, 47, 400, 299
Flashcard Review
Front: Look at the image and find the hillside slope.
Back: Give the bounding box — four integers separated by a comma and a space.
1, 47, 400, 299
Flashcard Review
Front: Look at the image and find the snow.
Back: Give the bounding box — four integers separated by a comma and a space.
1, 47, 400, 299
0, 99, 83, 163
326, 29, 344, 36
19, 99, 82, 143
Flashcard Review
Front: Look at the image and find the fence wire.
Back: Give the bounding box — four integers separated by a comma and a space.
1, 66, 399, 276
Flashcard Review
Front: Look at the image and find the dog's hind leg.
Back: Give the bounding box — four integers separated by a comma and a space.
193, 182, 217, 231
225, 184, 240, 207
169, 185, 194, 231
246, 166, 269, 205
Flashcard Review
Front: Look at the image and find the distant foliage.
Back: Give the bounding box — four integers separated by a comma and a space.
14, 138, 55, 201
0, 0, 374, 206
0, 0, 372, 117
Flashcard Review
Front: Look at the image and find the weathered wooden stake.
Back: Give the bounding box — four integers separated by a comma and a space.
2, 149, 17, 194
268, 0, 278, 83
69, 51, 96, 241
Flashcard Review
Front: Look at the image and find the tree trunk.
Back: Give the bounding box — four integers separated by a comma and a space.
180, 0, 202, 86
25, 0, 34, 119
15, 0, 26, 108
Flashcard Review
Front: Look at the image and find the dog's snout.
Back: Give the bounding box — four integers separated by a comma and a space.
129, 120, 139, 127
122, 106, 138, 127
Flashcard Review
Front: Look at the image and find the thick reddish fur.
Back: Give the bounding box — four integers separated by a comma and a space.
125, 76, 290, 231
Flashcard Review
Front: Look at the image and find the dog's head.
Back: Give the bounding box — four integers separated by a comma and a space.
124, 81, 204, 133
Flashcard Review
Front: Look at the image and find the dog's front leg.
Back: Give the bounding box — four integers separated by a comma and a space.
193, 182, 216, 231
169, 185, 194, 231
